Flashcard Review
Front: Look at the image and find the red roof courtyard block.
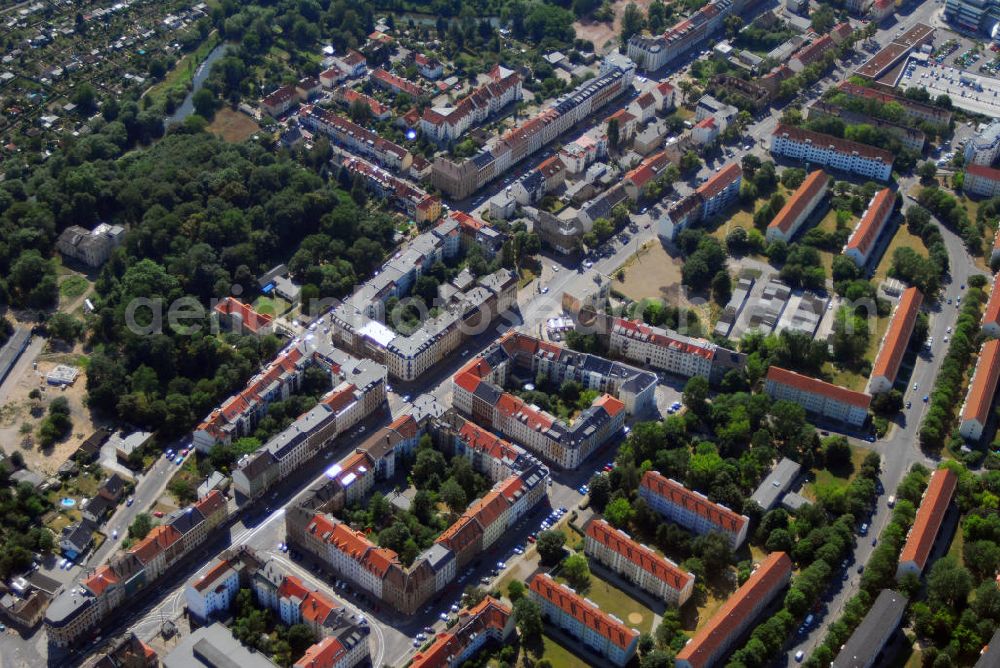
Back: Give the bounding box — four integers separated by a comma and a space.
897, 468, 958, 579
675, 552, 793, 668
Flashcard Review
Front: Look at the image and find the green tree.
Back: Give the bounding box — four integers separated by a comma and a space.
620, 3, 645, 44
927, 555, 973, 609
513, 597, 543, 638
46, 313, 84, 343
192, 88, 217, 120
129, 512, 153, 540
563, 552, 591, 589
536, 529, 567, 565
605, 497, 633, 528
507, 579, 526, 602
439, 478, 467, 514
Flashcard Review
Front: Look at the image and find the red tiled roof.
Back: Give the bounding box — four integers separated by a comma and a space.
411, 597, 511, 668
987, 280, 1000, 330
278, 575, 310, 602
193, 490, 226, 521
457, 421, 519, 464
871, 287, 923, 385
625, 150, 671, 189
435, 513, 483, 552
836, 81, 947, 120
963, 339, 1000, 427
899, 468, 957, 571
262, 85, 297, 109
676, 552, 792, 668
467, 490, 510, 532
792, 35, 835, 68
83, 565, 119, 597
846, 187, 895, 256
594, 394, 625, 418
768, 170, 828, 235
640, 471, 748, 535
529, 573, 639, 650
696, 162, 742, 201
766, 366, 872, 410
390, 414, 419, 439
586, 520, 693, 591
301, 590, 337, 624
294, 637, 346, 668
215, 297, 273, 334
337, 87, 389, 118
968, 164, 1000, 183
322, 384, 357, 414
193, 558, 235, 593
695, 117, 716, 130
772, 123, 894, 163
128, 525, 182, 564
611, 317, 715, 360
372, 68, 427, 98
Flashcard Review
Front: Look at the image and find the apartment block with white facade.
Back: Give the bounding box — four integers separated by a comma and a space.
771, 124, 893, 181
639, 471, 750, 549
764, 366, 871, 427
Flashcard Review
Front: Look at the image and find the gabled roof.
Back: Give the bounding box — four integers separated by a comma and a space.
529, 573, 639, 650
962, 339, 1000, 427
640, 471, 748, 535
986, 279, 1000, 331
846, 187, 895, 256
899, 468, 957, 572
83, 565, 119, 597
696, 162, 741, 200
193, 490, 226, 520
586, 519, 693, 591
766, 366, 872, 410
294, 637, 346, 668
772, 123, 894, 163
871, 287, 922, 384
128, 525, 182, 564
411, 596, 511, 668
768, 169, 828, 235
676, 552, 792, 668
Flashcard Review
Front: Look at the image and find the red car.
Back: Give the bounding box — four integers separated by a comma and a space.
527, 535, 536, 543
153, 511, 165, 518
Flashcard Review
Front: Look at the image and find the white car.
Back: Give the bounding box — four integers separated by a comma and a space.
551, 265, 559, 272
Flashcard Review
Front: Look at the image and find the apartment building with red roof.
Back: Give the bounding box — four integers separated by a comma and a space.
675, 552, 793, 668
771, 123, 893, 181
869, 287, 923, 394
261, 84, 299, 117
836, 81, 951, 126
960, 339, 1000, 441
411, 597, 514, 668
638, 471, 750, 548
371, 68, 429, 100
319, 66, 347, 89
128, 525, 183, 581
421, 66, 521, 145
214, 296, 273, 336
413, 53, 444, 80
764, 366, 871, 427
966, 164, 1000, 198
299, 105, 412, 172
528, 573, 640, 666
657, 162, 742, 240
333, 87, 390, 121
624, 150, 672, 201
294, 637, 347, 668
585, 519, 695, 606
985, 278, 1000, 339
789, 35, 836, 72
844, 187, 896, 267
765, 170, 829, 244
897, 468, 958, 579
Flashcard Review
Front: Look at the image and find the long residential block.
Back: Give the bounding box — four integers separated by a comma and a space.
984, 278, 1000, 339
897, 468, 957, 579
638, 471, 749, 548
966, 164, 1000, 199
868, 287, 923, 394
960, 339, 1000, 441
528, 573, 640, 667
675, 552, 792, 668
764, 366, 871, 427
584, 519, 695, 606
832, 589, 908, 668
657, 162, 742, 241
844, 187, 896, 267
299, 105, 412, 172
421, 65, 522, 145
771, 123, 893, 182
765, 169, 829, 244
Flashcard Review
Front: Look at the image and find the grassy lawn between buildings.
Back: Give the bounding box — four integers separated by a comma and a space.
802, 442, 868, 503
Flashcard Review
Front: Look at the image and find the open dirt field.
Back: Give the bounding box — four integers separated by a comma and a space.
574, 0, 656, 55
207, 107, 260, 143
613, 241, 686, 303
0, 342, 104, 476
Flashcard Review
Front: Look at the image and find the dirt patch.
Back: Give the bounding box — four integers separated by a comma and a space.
207, 107, 260, 143
628, 612, 643, 624
574, 0, 656, 55
0, 342, 106, 476
613, 241, 686, 303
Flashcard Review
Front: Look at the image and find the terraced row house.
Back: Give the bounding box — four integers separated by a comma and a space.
46, 492, 228, 646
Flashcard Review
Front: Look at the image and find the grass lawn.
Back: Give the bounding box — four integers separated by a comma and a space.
146, 32, 221, 105
556, 570, 657, 633
59, 275, 90, 299
516, 633, 582, 668
252, 295, 291, 318
803, 442, 868, 502
206, 107, 260, 143
822, 311, 891, 392
946, 522, 964, 562
873, 223, 928, 284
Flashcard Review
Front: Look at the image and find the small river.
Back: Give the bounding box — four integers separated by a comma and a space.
163, 42, 231, 129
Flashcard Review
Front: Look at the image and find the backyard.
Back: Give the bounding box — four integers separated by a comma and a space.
802, 442, 868, 503
555, 569, 657, 633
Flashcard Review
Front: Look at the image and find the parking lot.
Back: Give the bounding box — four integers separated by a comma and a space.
902, 59, 1000, 117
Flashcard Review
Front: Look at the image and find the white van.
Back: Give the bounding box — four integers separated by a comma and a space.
887, 495, 896, 508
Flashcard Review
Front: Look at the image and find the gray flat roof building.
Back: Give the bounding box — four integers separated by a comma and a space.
750, 458, 802, 511
163, 622, 277, 668
832, 589, 908, 668
976, 627, 1000, 667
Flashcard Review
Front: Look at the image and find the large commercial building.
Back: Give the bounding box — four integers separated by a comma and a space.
421, 66, 522, 145
410, 597, 514, 668
46, 492, 228, 646
528, 573, 640, 667
432, 58, 634, 199
897, 468, 958, 579
960, 339, 1000, 441
638, 471, 749, 549
945, 0, 1000, 38
674, 552, 793, 668
329, 219, 516, 382
765, 169, 829, 244
771, 124, 894, 182
832, 589, 908, 668
584, 520, 695, 606
764, 366, 871, 427
854, 24, 934, 81
627, 0, 760, 71
868, 287, 923, 394
452, 332, 656, 468
844, 187, 896, 267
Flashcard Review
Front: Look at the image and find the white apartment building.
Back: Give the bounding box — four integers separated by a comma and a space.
771, 124, 893, 181
639, 471, 750, 549
844, 187, 896, 267
185, 560, 240, 622
764, 366, 871, 427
